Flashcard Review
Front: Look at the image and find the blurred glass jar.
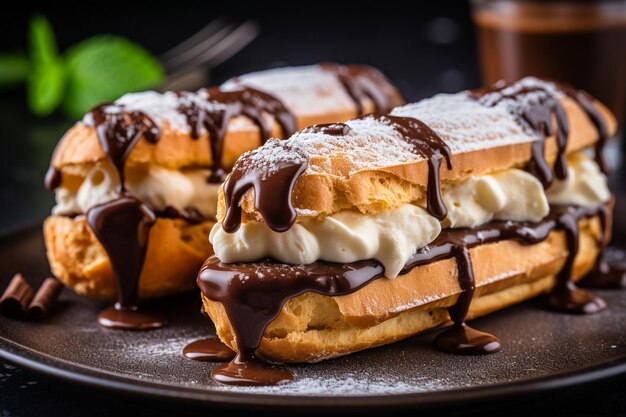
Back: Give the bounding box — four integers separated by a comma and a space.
471, 0, 626, 126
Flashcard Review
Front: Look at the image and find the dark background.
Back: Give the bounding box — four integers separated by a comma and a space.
1, 1, 625, 416
0, 1, 480, 231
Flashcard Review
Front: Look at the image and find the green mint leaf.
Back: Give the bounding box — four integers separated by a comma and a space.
29, 15, 58, 66
28, 59, 66, 116
27, 14, 66, 115
0, 54, 29, 88
62, 35, 165, 119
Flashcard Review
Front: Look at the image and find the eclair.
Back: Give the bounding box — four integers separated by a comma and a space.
198, 77, 618, 385
43, 64, 403, 329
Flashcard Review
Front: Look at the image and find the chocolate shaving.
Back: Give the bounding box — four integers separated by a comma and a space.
0, 274, 34, 319
27, 277, 64, 321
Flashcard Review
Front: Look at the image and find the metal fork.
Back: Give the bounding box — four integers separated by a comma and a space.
159, 18, 259, 91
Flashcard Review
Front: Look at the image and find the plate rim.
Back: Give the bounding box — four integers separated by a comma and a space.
2, 225, 626, 409
2, 337, 626, 409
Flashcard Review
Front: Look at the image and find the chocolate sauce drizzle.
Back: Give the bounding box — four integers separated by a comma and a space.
177, 86, 296, 183
580, 199, 626, 289
472, 79, 617, 293
222, 141, 308, 233
545, 206, 608, 314
199, 204, 610, 383
321, 63, 401, 115
561, 86, 611, 174
84, 105, 166, 330
370, 114, 453, 220
90, 104, 161, 189
471, 83, 569, 188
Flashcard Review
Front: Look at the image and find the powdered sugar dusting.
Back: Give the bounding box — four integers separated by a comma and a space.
80, 65, 355, 133
236, 115, 422, 176
392, 93, 534, 154
222, 65, 356, 117
388, 293, 449, 314
235, 139, 308, 178
108, 91, 189, 131
477, 77, 564, 108
237, 83, 556, 176
218, 372, 454, 395
473, 76, 566, 137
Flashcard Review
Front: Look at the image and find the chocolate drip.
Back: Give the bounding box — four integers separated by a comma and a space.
90, 104, 160, 190
222, 141, 308, 233
471, 83, 569, 188
434, 243, 501, 355
178, 86, 296, 183
182, 336, 235, 362
199, 203, 609, 382
212, 353, 293, 386
580, 202, 626, 289
546, 207, 607, 313
87, 195, 166, 330
86, 104, 166, 330
320, 63, 400, 115
200, 259, 384, 386
561, 87, 611, 174
302, 122, 352, 136
44, 103, 160, 193
370, 114, 453, 220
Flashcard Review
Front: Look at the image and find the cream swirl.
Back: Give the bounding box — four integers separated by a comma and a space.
52, 163, 220, 219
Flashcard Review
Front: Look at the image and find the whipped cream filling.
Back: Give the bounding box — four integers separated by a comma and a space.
52, 163, 220, 219
210, 204, 442, 278
211, 153, 610, 278
443, 168, 549, 228
546, 151, 611, 207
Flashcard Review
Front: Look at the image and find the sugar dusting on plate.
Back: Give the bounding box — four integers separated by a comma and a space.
218, 373, 455, 396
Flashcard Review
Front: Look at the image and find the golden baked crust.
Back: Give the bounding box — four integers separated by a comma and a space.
52, 117, 323, 175
44, 215, 215, 301
202, 215, 601, 363
218, 96, 617, 223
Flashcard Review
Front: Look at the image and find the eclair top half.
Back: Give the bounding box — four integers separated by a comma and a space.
215, 77, 617, 225
46, 64, 404, 178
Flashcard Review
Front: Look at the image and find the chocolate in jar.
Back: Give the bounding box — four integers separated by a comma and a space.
472, 0, 626, 124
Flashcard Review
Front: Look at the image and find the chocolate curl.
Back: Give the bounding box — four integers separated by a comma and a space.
28, 278, 64, 320
0, 274, 34, 319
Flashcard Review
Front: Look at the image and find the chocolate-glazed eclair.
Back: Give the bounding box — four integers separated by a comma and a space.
198, 77, 618, 385
43, 64, 403, 329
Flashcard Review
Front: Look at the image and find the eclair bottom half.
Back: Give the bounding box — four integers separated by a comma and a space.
44, 215, 215, 301
202, 215, 602, 363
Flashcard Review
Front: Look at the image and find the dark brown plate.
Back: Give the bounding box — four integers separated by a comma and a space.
1, 225, 626, 408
